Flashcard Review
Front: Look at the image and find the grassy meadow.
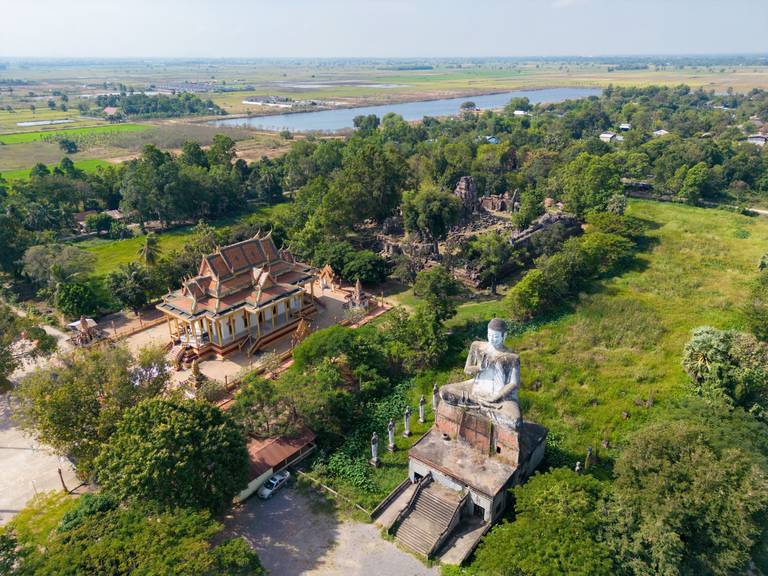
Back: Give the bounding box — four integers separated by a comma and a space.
319, 200, 768, 508
0, 123, 149, 144
0, 158, 113, 180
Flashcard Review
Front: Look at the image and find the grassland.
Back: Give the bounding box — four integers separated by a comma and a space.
0, 123, 149, 144
79, 205, 288, 276
320, 200, 768, 507
0, 158, 112, 180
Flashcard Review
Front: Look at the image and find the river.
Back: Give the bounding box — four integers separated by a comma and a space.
209, 87, 601, 132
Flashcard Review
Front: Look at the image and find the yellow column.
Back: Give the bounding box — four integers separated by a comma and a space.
216, 320, 223, 344
167, 317, 172, 339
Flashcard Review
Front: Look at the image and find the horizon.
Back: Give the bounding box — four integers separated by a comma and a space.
3, 0, 767, 60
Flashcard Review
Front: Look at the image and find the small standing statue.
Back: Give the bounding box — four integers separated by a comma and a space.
403, 406, 412, 437
574, 461, 582, 474
387, 419, 396, 452
418, 394, 426, 423
370, 432, 380, 467
432, 382, 439, 411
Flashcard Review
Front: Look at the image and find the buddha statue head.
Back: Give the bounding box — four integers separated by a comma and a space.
487, 318, 508, 350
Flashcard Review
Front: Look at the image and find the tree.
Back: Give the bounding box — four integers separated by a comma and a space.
0, 303, 56, 391
352, 114, 380, 135
469, 232, 513, 294
137, 232, 161, 268
401, 184, 462, 250
84, 212, 112, 233
14, 345, 169, 476
58, 138, 78, 154
745, 271, 768, 341
559, 153, 622, 217
207, 134, 237, 167
54, 281, 99, 318
22, 245, 95, 292
180, 140, 209, 169
474, 468, 614, 576
413, 265, 461, 321
681, 326, 768, 416
610, 418, 768, 576
678, 161, 710, 202
3, 493, 264, 576
94, 398, 249, 512
105, 262, 152, 314
340, 250, 390, 284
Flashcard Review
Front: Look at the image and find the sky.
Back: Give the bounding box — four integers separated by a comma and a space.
2, 0, 767, 58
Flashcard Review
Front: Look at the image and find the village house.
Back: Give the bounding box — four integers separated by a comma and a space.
653, 128, 670, 137
157, 232, 317, 360
747, 134, 767, 147
236, 429, 316, 501
599, 131, 617, 143
619, 122, 632, 131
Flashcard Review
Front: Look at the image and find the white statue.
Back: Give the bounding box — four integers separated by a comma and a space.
440, 318, 522, 430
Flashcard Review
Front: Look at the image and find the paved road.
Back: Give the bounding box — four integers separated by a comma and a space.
1, 305, 78, 526
0, 395, 79, 526
226, 486, 438, 576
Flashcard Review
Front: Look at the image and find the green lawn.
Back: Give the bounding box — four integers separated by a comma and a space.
80, 228, 195, 276
0, 123, 149, 144
0, 159, 113, 180
80, 205, 289, 276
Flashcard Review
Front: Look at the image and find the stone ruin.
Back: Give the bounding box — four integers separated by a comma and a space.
479, 190, 519, 213
453, 176, 478, 218
510, 211, 581, 250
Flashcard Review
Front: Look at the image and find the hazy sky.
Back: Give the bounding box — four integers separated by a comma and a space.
3, 0, 767, 58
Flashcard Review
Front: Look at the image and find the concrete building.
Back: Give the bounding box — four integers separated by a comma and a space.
237, 429, 316, 501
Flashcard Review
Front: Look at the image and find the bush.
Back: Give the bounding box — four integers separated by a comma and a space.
341, 250, 390, 284
54, 281, 98, 318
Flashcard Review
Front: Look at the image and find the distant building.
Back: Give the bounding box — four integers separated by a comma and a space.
599, 131, 617, 143
653, 129, 670, 137
102, 106, 119, 116
748, 134, 767, 147
512, 110, 530, 117
485, 135, 500, 145
73, 210, 98, 233
619, 122, 632, 131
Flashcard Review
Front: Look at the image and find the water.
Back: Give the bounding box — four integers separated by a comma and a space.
209, 87, 601, 132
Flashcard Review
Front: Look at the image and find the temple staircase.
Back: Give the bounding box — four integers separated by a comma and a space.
393, 477, 465, 558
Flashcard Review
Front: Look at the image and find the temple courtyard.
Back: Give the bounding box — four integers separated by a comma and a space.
122, 281, 389, 385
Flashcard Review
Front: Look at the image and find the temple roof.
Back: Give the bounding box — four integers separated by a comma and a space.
157, 233, 315, 320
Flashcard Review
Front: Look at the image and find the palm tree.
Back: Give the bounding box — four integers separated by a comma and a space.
137, 232, 161, 268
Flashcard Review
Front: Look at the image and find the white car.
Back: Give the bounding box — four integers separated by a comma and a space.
257, 470, 291, 499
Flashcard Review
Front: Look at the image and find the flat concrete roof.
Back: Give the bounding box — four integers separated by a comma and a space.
409, 429, 516, 498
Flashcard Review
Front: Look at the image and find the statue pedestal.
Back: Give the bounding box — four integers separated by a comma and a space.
369, 457, 381, 467
387, 444, 395, 452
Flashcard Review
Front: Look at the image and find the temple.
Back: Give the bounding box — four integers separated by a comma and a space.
157, 232, 317, 360
374, 319, 547, 565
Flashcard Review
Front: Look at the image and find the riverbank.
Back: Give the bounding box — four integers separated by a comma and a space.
209, 86, 602, 132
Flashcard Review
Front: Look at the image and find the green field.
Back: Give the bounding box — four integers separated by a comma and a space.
324, 200, 768, 507
79, 205, 288, 276
0, 123, 149, 144
79, 228, 198, 276
0, 159, 113, 180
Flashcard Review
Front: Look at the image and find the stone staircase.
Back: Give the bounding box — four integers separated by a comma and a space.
394, 481, 464, 557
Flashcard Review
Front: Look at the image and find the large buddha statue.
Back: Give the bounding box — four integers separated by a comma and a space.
440, 318, 522, 430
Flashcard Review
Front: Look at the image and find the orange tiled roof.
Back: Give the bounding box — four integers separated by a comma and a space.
157, 232, 315, 320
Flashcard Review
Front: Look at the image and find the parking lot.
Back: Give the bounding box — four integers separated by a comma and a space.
225, 485, 438, 576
